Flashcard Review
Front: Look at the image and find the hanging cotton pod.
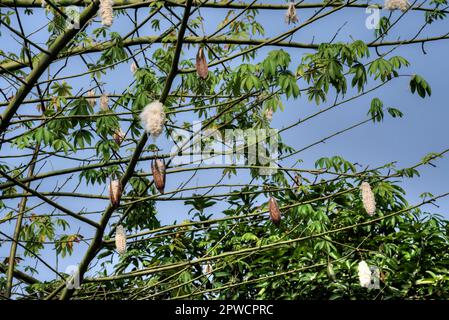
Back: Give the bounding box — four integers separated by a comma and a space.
115, 224, 127, 255
100, 94, 109, 111
139, 101, 166, 139
268, 196, 281, 227
99, 0, 114, 27
293, 174, 302, 187
109, 179, 122, 207
41, 0, 46, 8
265, 108, 273, 122
130, 62, 138, 74
285, 2, 299, 24
203, 263, 213, 275
113, 128, 125, 145
360, 181, 376, 216
87, 90, 96, 108
196, 47, 209, 80
358, 260, 372, 288
327, 262, 336, 281
384, 0, 410, 12
151, 158, 166, 194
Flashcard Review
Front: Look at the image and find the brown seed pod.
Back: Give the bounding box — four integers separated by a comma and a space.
204, 263, 213, 274
113, 128, 125, 145
87, 90, 96, 108
268, 196, 281, 227
109, 179, 122, 207
152, 158, 166, 194
293, 174, 302, 187
196, 47, 209, 80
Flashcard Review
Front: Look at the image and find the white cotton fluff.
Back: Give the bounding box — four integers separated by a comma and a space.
99, 0, 114, 27
384, 0, 410, 12
100, 94, 109, 111
139, 101, 166, 139
41, 0, 46, 8
115, 224, 127, 255
130, 62, 138, 74
360, 181, 376, 216
358, 261, 372, 288
285, 2, 299, 24
87, 90, 96, 108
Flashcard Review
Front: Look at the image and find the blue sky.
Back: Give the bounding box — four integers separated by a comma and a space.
1, 1, 448, 285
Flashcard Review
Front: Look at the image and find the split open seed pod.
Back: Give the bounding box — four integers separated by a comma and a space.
152, 158, 166, 194
196, 47, 209, 80
130, 62, 138, 74
100, 94, 109, 111
115, 225, 127, 255
87, 90, 96, 108
285, 2, 299, 24
113, 128, 125, 145
268, 196, 281, 227
293, 174, 302, 187
204, 263, 213, 275
360, 181, 376, 216
109, 179, 122, 207
100, 0, 114, 27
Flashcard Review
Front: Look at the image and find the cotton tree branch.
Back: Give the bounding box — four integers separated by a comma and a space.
0, 263, 40, 285
0, 0, 446, 13
4, 144, 39, 298
2, 34, 449, 75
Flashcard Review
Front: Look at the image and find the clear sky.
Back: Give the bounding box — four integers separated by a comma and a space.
1, 1, 448, 285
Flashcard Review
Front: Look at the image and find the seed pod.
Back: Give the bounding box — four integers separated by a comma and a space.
358, 260, 372, 288
196, 47, 209, 80
109, 179, 122, 207
139, 101, 166, 139
360, 181, 376, 216
99, 0, 114, 27
152, 158, 166, 194
130, 62, 138, 74
203, 263, 213, 275
384, 0, 410, 12
100, 94, 109, 111
87, 90, 96, 108
268, 196, 281, 227
113, 128, 125, 145
265, 108, 273, 122
51, 96, 59, 111
285, 2, 299, 24
293, 174, 302, 187
115, 225, 127, 255
327, 262, 336, 281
